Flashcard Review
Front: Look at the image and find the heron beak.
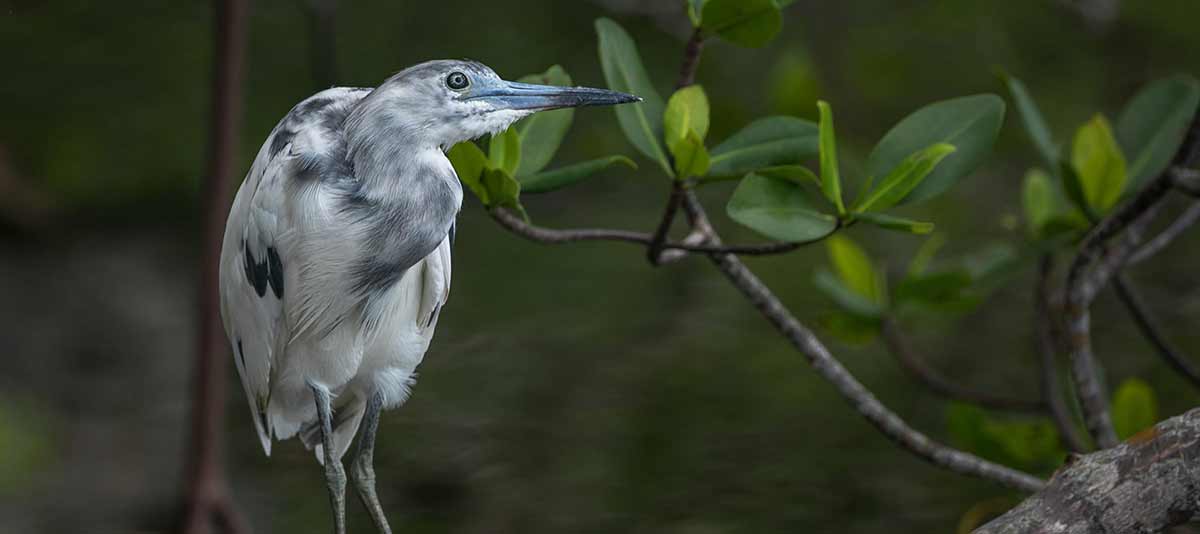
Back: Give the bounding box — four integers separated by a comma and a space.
468, 80, 641, 111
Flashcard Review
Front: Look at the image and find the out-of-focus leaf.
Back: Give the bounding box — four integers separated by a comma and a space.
854, 212, 934, 234
687, 0, 705, 26
1117, 75, 1200, 187
817, 310, 881, 345
907, 233, 946, 276
756, 164, 819, 185
813, 270, 884, 319
726, 174, 837, 241
826, 235, 883, 304
946, 402, 1065, 474
895, 270, 974, 310
448, 141, 489, 203
700, 0, 782, 48
1071, 114, 1128, 214
1112, 378, 1158, 440
514, 65, 574, 176
520, 155, 637, 194
709, 116, 819, 176
1022, 168, 1054, 237
488, 127, 521, 176
0, 397, 55, 495
596, 18, 672, 176
664, 85, 710, 144
817, 101, 846, 214
1059, 159, 1093, 220
866, 95, 1006, 204
1000, 72, 1059, 169
670, 130, 711, 178
857, 143, 956, 212
962, 243, 1021, 294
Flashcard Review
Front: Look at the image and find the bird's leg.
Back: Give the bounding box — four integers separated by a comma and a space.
351, 390, 393, 534
309, 380, 347, 534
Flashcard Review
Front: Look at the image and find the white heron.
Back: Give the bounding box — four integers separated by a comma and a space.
218, 59, 638, 533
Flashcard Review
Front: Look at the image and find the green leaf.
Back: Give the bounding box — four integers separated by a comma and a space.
1071, 114, 1128, 214
447, 142, 489, 203
709, 116, 819, 176
907, 233, 946, 276
1022, 168, 1055, 237
596, 18, 672, 176
664, 85, 710, 143
687, 0, 705, 27
514, 65, 575, 176
1112, 378, 1158, 440
853, 211, 935, 234
1058, 160, 1093, 220
866, 95, 1006, 204
488, 127, 521, 176
857, 143, 956, 212
813, 270, 885, 319
895, 270, 974, 309
670, 130, 711, 178
1000, 72, 1059, 169
817, 101, 846, 214
756, 164, 819, 185
826, 235, 884, 304
726, 173, 838, 242
1117, 75, 1200, 187
480, 168, 527, 221
946, 403, 1065, 474
700, 0, 783, 48
817, 311, 880, 345
520, 155, 637, 194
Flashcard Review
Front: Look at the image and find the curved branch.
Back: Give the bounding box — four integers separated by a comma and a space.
1112, 274, 1200, 389
976, 407, 1200, 533
1064, 113, 1200, 449
1035, 255, 1090, 454
880, 318, 1045, 413
489, 207, 812, 255
1128, 202, 1200, 265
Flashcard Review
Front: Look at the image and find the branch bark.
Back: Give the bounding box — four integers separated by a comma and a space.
180, 0, 249, 532
880, 318, 1045, 413
976, 407, 1200, 533
1035, 255, 1091, 454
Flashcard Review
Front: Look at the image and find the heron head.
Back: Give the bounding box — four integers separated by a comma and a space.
366, 60, 640, 149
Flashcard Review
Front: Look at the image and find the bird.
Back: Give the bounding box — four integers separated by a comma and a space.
218, 59, 638, 534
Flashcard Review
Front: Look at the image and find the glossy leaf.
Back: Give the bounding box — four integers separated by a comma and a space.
1071, 114, 1127, 214
853, 211, 934, 234
700, 0, 782, 48
596, 18, 672, 176
813, 270, 884, 319
514, 65, 574, 176
1112, 378, 1158, 440
447, 142, 489, 203
1117, 75, 1200, 187
857, 143, 956, 212
1000, 72, 1059, 168
866, 95, 1006, 204
726, 173, 837, 242
1022, 168, 1054, 237
488, 127, 521, 176
670, 130, 711, 178
664, 85, 710, 143
709, 116, 819, 176
826, 235, 883, 304
817, 101, 846, 214
520, 155, 637, 194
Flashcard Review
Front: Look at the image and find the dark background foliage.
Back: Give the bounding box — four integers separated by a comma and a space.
1, 0, 1199, 532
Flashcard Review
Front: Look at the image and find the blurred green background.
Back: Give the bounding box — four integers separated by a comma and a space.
2, 0, 1200, 532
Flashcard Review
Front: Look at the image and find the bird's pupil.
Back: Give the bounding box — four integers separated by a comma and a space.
447, 72, 468, 90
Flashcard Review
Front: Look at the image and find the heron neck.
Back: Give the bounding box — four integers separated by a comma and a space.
343, 107, 461, 204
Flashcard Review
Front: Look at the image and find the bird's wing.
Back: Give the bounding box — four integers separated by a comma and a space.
219, 87, 370, 455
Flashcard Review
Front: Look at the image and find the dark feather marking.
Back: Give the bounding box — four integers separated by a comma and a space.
266, 247, 284, 298
242, 240, 268, 297
269, 128, 295, 158
236, 339, 246, 370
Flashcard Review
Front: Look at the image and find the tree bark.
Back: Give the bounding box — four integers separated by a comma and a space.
976, 408, 1200, 533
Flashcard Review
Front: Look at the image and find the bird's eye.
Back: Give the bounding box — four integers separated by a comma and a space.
446, 72, 470, 90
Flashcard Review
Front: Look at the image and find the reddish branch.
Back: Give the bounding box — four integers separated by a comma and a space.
180, 0, 250, 533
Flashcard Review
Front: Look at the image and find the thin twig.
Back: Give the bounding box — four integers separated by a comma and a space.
181, 0, 249, 532
675, 29, 705, 89
1034, 255, 1090, 453
880, 318, 1045, 413
1128, 202, 1200, 265
1063, 113, 1200, 449
489, 207, 811, 254
1112, 274, 1200, 389
646, 182, 685, 264
1170, 166, 1200, 196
